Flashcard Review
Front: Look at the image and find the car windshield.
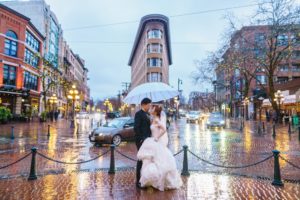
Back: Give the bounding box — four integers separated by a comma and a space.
106, 118, 128, 128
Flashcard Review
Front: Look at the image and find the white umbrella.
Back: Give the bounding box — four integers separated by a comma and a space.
123, 82, 179, 104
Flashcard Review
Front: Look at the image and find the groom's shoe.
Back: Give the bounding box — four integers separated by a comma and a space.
136, 183, 146, 190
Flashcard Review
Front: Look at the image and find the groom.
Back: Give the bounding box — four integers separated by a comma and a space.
134, 97, 152, 189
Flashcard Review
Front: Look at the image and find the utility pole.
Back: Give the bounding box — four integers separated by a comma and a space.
177, 78, 183, 92
122, 82, 131, 92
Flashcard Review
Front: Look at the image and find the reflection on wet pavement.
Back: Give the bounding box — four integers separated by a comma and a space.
0, 116, 300, 199
0, 170, 299, 200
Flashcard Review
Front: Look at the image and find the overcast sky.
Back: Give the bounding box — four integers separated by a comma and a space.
6, 0, 300, 101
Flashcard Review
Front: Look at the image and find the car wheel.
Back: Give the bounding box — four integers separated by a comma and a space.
112, 135, 122, 146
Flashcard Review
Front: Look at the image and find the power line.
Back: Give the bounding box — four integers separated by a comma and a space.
68, 41, 217, 45
64, 3, 262, 31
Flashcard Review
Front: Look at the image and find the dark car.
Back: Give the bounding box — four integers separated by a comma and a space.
106, 112, 121, 119
89, 117, 135, 146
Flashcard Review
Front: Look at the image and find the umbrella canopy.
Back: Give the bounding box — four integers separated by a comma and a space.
123, 82, 179, 104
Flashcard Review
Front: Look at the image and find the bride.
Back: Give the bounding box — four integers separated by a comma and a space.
137, 105, 182, 191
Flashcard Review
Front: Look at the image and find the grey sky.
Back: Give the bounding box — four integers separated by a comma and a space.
7, 0, 292, 100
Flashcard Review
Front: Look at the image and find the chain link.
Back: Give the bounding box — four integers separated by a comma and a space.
188, 150, 273, 169
173, 149, 183, 157
36, 149, 110, 165
0, 152, 32, 170
279, 155, 300, 170
115, 149, 137, 162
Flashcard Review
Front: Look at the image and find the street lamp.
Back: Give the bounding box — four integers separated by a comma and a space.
49, 94, 58, 121
274, 90, 284, 123
174, 96, 179, 120
103, 99, 110, 113
68, 84, 80, 128
258, 96, 264, 122
243, 97, 250, 121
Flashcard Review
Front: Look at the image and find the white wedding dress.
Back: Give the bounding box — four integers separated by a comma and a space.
137, 115, 182, 191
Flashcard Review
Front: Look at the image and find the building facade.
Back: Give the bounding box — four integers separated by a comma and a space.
128, 14, 172, 89
3, 0, 90, 114
0, 4, 44, 116
216, 25, 300, 118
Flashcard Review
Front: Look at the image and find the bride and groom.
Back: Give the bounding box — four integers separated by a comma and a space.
134, 98, 182, 191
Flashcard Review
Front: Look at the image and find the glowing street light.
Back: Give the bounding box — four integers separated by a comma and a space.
68, 84, 80, 128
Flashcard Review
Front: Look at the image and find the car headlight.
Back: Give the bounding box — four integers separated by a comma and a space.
220, 120, 225, 124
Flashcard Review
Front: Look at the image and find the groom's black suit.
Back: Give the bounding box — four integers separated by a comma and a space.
134, 109, 151, 185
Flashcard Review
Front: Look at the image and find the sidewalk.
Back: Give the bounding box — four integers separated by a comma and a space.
0, 170, 299, 200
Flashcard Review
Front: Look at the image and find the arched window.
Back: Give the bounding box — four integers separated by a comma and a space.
4, 30, 18, 57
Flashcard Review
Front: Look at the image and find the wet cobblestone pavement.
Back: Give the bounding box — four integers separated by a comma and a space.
0, 116, 300, 199
0, 170, 299, 200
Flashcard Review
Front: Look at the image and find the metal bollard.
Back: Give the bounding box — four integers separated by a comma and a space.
288, 122, 291, 135
240, 120, 243, 131
181, 145, 190, 176
257, 122, 262, 135
298, 127, 300, 141
11, 126, 15, 139
262, 122, 265, 132
272, 123, 276, 137
28, 147, 38, 180
271, 150, 284, 186
47, 124, 50, 137
108, 145, 116, 174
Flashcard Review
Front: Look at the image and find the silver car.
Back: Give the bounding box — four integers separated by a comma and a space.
206, 113, 225, 129
89, 117, 135, 146
186, 111, 202, 123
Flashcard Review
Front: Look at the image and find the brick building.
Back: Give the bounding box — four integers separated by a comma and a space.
0, 3, 44, 116
216, 25, 300, 118
128, 14, 172, 90
3, 0, 90, 114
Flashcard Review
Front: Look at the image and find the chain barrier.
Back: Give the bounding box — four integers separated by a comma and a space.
188, 150, 273, 169
115, 148, 183, 162
36, 149, 110, 165
115, 149, 137, 162
279, 155, 300, 170
0, 152, 32, 170
173, 149, 183, 157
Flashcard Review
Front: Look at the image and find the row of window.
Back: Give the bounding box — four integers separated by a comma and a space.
25, 31, 40, 52
3, 65, 38, 91
3, 65, 16, 86
147, 29, 163, 39
147, 58, 162, 67
23, 71, 38, 90
147, 44, 163, 53
147, 72, 162, 82
4, 30, 41, 67
279, 64, 300, 72
254, 33, 300, 46
25, 48, 39, 68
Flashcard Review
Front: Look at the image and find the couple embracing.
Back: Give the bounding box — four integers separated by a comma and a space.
134, 98, 182, 191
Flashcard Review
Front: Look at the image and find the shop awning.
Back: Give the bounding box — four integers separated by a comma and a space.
283, 95, 296, 104
262, 99, 272, 106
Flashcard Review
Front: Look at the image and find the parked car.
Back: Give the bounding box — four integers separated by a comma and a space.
186, 111, 202, 123
179, 109, 187, 117
89, 117, 135, 146
206, 112, 225, 129
106, 112, 121, 120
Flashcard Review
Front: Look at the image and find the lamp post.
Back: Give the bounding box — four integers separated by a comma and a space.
274, 90, 284, 124
68, 84, 80, 128
243, 97, 250, 121
174, 96, 179, 120
258, 97, 264, 123
103, 99, 110, 113
49, 94, 58, 121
